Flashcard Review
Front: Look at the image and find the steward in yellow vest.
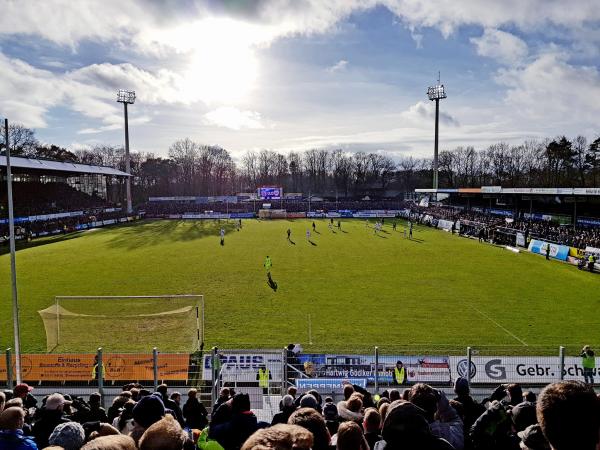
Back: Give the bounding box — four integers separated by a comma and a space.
393, 360, 407, 385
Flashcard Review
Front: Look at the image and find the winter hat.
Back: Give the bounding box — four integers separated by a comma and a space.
299, 394, 318, 410
231, 393, 251, 413
518, 424, 551, 450
510, 402, 537, 432
133, 394, 165, 428
49, 421, 85, 450
323, 402, 338, 420
381, 401, 430, 446
454, 377, 470, 396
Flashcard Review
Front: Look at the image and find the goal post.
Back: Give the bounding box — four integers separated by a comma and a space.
39, 295, 204, 353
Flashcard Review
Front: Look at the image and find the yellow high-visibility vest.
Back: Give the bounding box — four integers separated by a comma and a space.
394, 367, 405, 384
258, 368, 269, 388
92, 363, 106, 379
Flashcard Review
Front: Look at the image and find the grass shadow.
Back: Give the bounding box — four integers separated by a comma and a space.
267, 274, 278, 291
309, 240, 317, 246
1, 231, 88, 255
288, 239, 296, 245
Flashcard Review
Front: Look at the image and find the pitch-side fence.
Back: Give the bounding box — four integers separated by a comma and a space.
1, 346, 597, 417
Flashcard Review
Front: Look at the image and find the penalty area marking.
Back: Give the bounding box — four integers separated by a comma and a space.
469, 305, 528, 347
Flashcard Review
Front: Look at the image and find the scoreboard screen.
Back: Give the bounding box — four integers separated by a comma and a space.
258, 187, 283, 200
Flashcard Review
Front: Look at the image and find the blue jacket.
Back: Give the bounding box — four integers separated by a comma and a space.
0, 429, 39, 450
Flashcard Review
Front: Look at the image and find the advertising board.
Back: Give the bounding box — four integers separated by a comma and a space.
528, 239, 569, 261
202, 352, 283, 382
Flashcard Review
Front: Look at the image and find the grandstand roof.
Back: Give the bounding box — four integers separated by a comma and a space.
416, 186, 600, 196
0, 155, 129, 177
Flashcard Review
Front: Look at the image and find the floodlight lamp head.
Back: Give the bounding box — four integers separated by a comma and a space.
427, 84, 447, 101
117, 89, 136, 104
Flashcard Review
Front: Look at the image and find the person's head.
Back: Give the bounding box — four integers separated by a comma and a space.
379, 403, 390, 423
401, 389, 411, 401
363, 407, 381, 433
4, 398, 23, 409
187, 388, 197, 399
347, 394, 363, 414
380, 400, 431, 446
46, 393, 72, 412
396, 361, 403, 369
81, 435, 137, 450
508, 384, 524, 405
510, 402, 537, 432
517, 424, 551, 450
130, 388, 140, 402
241, 424, 313, 450
343, 384, 354, 400
48, 421, 86, 450
523, 391, 537, 403
133, 394, 166, 429
537, 381, 600, 450
299, 394, 318, 410
156, 384, 168, 396
0, 391, 5, 412
389, 389, 400, 402
583, 345, 590, 352
232, 393, 251, 414
323, 402, 338, 421
454, 377, 470, 396
336, 421, 368, 450
13, 383, 32, 399
139, 415, 187, 450
0, 406, 25, 430
288, 407, 331, 450
89, 392, 102, 406
408, 384, 437, 422
170, 392, 181, 404
219, 387, 230, 399
287, 387, 297, 398
281, 395, 295, 410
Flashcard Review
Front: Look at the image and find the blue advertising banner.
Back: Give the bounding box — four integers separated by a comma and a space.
296, 378, 367, 391
528, 239, 570, 261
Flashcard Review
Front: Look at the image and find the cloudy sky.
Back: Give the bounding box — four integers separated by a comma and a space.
1, 0, 599, 159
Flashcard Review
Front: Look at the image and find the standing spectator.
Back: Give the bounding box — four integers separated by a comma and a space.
580, 346, 596, 385
393, 361, 407, 385
452, 377, 484, 445
87, 392, 108, 423
32, 393, 72, 449
13, 384, 37, 410
157, 384, 184, 426
209, 393, 264, 450
362, 408, 383, 450
536, 381, 600, 450
374, 400, 454, 450
0, 407, 38, 450
272, 395, 296, 426
183, 388, 208, 429
336, 421, 369, 450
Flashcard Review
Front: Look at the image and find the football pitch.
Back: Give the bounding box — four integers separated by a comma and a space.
1, 219, 598, 355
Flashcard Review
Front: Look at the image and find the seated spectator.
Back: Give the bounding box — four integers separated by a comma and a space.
362, 408, 382, 450
32, 393, 72, 449
288, 407, 331, 450
517, 424, 550, 450
409, 384, 463, 450
374, 400, 454, 450
336, 421, 369, 450
81, 434, 137, 450
183, 388, 208, 430
48, 421, 86, 450
536, 381, 600, 450
0, 406, 38, 450
241, 424, 313, 450
272, 395, 296, 426
139, 414, 194, 450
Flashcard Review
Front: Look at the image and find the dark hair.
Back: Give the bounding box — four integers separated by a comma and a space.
389, 389, 400, 402
343, 385, 355, 400
537, 381, 600, 450
523, 391, 537, 402
507, 384, 523, 404
336, 421, 366, 450
408, 384, 437, 422
288, 407, 330, 450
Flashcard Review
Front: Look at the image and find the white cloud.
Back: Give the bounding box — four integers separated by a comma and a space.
400, 101, 460, 127
470, 29, 528, 65
327, 59, 348, 72
203, 107, 265, 130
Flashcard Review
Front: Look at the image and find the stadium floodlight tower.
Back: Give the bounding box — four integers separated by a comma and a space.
427, 74, 447, 191
117, 89, 135, 214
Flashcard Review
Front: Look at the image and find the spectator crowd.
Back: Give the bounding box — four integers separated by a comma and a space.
0, 378, 598, 450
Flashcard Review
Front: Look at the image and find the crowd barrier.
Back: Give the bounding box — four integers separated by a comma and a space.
151, 210, 411, 220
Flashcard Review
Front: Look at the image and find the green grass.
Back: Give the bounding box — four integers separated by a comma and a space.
0, 219, 598, 355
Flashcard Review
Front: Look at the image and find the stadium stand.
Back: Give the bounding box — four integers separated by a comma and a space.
0, 380, 598, 450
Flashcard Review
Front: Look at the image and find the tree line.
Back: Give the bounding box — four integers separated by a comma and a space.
1, 123, 599, 200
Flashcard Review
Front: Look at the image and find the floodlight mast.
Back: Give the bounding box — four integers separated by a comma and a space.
116, 90, 135, 214
427, 75, 447, 191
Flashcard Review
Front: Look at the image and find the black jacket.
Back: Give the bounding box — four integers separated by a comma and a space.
183, 397, 208, 429
271, 407, 296, 426
32, 409, 70, 449
210, 412, 265, 450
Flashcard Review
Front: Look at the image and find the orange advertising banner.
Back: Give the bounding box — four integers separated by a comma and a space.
0, 353, 189, 382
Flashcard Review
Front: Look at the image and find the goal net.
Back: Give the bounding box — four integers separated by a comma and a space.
38, 295, 204, 353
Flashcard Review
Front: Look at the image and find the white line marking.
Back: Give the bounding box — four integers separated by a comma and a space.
470, 305, 528, 346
